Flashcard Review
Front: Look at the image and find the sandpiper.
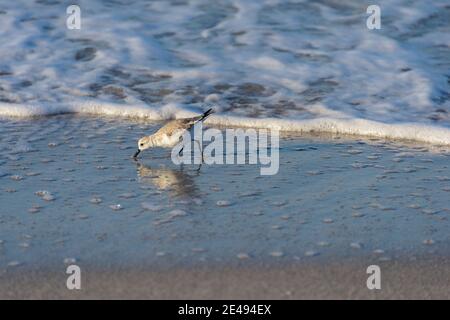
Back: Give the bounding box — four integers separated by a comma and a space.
133, 108, 213, 159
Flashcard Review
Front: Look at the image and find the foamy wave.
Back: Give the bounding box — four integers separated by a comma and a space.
1, 0, 449, 147
2, 101, 450, 146
214, 115, 450, 146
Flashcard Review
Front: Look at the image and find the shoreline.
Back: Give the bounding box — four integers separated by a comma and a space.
2, 107, 450, 147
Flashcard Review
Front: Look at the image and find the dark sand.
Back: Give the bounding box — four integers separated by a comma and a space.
2, 257, 450, 299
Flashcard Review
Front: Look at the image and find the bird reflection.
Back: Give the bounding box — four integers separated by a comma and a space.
135, 162, 199, 198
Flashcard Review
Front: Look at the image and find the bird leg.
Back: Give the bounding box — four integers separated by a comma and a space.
193, 139, 204, 163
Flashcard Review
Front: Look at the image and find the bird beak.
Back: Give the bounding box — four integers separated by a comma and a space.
133, 149, 141, 159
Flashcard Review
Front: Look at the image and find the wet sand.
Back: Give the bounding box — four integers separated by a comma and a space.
1, 115, 450, 299
2, 257, 450, 299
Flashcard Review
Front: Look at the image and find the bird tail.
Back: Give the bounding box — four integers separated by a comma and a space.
199, 108, 214, 121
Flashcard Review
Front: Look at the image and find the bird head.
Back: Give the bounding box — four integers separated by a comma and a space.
133, 136, 153, 159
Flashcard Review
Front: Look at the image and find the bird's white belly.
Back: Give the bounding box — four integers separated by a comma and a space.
159, 131, 184, 147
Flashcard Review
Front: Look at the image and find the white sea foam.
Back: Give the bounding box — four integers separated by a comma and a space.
2, 100, 450, 145
0, 0, 449, 145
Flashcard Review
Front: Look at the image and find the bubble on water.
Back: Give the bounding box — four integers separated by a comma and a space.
350, 242, 363, 249
280, 215, 291, 220
28, 207, 40, 214
192, 248, 206, 253
109, 204, 123, 211
351, 212, 364, 218
373, 249, 384, 254
7, 261, 21, 267
34, 191, 47, 197
322, 218, 334, 223
216, 200, 232, 207
10, 175, 23, 181
271, 200, 287, 207
317, 241, 330, 247
156, 251, 166, 257
80, 143, 90, 149
305, 250, 319, 257
48, 142, 58, 147
119, 192, 137, 199
423, 239, 435, 245
168, 209, 187, 217
64, 257, 77, 264
192, 198, 203, 205
41, 177, 57, 182
7, 155, 21, 161
19, 242, 30, 248
25, 172, 41, 177
43, 194, 55, 201
78, 214, 89, 220
347, 149, 363, 155
90, 197, 102, 204
238, 191, 261, 198
269, 251, 283, 257
141, 202, 163, 212
205, 93, 220, 103
35, 190, 55, 201
422, 209, 439, 215
352, 162, 371, 169
237, 253, 250, 259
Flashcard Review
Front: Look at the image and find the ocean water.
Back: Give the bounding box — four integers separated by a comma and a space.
1, 116, 450, 269
0, 0, 449, 144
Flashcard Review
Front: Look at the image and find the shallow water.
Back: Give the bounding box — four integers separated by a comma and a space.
1, 116, 449, 270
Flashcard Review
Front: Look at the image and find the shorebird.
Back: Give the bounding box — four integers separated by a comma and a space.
133, 108, 213, 159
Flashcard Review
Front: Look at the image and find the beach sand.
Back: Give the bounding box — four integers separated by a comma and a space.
1, 115, 450, 299
2, 257, 450, 299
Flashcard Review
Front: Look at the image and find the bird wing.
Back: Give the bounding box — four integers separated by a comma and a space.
157, 118, 196, 137
157, 109, 213, 137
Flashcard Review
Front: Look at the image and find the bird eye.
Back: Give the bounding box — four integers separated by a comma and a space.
140, 143, 144, 146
